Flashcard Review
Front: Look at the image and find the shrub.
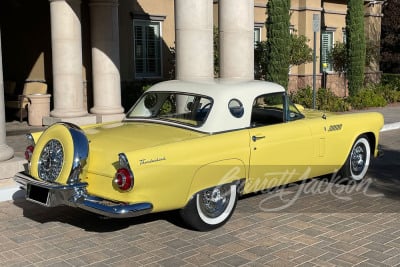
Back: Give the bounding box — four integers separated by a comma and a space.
346, 0, 366, 96
372, 84, 400, 104
381, 73, 400, 91
347, 88, 387, 109
265, 0, 291, 89
290, 86, 313, 108
290, 86, 349, 112
317, 88, 350, 112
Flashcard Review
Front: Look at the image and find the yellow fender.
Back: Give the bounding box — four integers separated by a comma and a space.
186, 158, 247, 203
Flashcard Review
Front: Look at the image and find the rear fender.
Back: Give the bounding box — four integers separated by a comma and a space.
186, 159, 246, 203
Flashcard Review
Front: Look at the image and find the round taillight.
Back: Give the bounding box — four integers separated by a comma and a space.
113, 168, 134, 191
25, 145, 34, 161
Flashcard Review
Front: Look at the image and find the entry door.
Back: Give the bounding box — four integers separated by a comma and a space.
245, 93, 314, 194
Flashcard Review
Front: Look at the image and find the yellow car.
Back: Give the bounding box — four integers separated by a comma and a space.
14, 80, 384, 231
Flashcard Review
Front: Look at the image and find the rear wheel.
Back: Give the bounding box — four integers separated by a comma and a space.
340, 135, 371, 181
180, 184, 238, 231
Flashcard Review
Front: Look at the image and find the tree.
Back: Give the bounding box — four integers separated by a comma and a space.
213, 26, 220, 77
346, 0, 366, 96
289, 34, 313, 66
380, 0, 400, 73
330, 42, 347, 74
329, 41, 376, 74
265, 0, 291, 89
255, 34, 312, 80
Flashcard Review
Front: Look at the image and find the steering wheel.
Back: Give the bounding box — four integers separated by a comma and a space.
200, 103, 212, 113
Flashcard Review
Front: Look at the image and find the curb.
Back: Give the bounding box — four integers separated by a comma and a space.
1, 122, 400, 203
381, 122, 400, 132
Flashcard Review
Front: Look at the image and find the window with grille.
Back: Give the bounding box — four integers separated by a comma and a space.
254, 27, 261, 46
134, 20, 161, 78
321, 31, 334, 72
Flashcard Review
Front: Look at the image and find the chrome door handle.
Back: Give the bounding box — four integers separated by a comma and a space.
252, 135, 265, 142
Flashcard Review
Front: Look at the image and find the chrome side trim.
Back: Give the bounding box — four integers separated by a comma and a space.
13, 172, 153, 219
66, 125, 89, 184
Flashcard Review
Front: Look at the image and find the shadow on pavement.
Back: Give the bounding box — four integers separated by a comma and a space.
368, 145, 400, 199
12, 197, 188, 232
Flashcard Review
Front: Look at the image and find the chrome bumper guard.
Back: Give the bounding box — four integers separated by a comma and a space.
13, 172, 153, 218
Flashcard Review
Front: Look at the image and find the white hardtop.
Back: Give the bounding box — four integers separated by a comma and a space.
144, 79, 286, 133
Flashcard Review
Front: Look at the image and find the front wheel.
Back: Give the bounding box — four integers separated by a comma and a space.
340, 135, 371, 181
180, 184, 238, 231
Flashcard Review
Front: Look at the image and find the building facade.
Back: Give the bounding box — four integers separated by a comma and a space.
0, 0, 383, 125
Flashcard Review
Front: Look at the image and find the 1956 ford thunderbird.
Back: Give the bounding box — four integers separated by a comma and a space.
14, 80, 384, 231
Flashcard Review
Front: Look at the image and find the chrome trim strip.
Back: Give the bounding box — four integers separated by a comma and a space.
13, 172, 153, 219
67, 125, 89, 184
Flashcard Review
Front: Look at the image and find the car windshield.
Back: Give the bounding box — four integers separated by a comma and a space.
126, 92, 213, 127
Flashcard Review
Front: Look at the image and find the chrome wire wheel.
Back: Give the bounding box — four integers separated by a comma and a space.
350, 142, 367, 176
196, 184, 237, 226
38, 139, 64, 182
180, 183, 238, 231
342, 136, 371, 181
198, 185, 231, 219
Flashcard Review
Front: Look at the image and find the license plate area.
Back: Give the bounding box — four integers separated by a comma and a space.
27, 184, 50, 206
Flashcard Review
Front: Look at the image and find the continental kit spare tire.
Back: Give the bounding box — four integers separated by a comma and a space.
29, 123, 89, 185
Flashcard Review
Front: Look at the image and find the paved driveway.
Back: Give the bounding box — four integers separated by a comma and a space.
1, 130, 399, 267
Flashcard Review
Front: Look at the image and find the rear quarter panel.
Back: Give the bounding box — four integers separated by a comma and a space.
90, 129, 251, 212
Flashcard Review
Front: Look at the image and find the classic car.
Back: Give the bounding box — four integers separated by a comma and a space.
14, 80, 384, 231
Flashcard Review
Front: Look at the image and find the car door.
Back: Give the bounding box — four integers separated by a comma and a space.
245, 93, 314, 194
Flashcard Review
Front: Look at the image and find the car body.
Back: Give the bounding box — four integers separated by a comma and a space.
14, 80, 384, 230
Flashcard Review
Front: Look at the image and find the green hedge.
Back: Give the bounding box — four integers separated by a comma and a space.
291, 83, 400, 112
381, 73, 400, 90
290, 86, 349, 112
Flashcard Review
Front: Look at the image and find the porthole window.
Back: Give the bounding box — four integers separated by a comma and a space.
228, 99, 244, 118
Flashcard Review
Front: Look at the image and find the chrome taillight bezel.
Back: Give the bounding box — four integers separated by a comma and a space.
113, 153, 134, 192
25, 134, 36, 162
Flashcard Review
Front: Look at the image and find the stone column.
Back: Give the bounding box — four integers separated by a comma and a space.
0, 28, 14, 162
49, 0, 87, 118
89, 0, 124, 115
175, 0, 213, 81
219, 0, 254, 80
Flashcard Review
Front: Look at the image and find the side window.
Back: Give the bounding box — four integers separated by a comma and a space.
228, 99, 244, 118
251, 93, 285, 127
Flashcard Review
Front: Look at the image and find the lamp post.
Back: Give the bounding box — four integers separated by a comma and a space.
322, 63, 328, 89
312, 14, 320, 110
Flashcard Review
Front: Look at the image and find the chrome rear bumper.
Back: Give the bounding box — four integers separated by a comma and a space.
13, 172, 153, 218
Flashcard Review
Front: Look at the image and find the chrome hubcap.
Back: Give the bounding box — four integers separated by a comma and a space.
199, 185, 231, 218
350, 143, 366, 175
38, 139, 64, 182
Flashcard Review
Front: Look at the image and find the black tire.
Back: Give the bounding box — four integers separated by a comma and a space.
340, 135, 371, 181
180, 184, 238, 231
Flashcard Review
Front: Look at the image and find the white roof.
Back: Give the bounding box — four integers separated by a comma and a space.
145, 79, 286, 133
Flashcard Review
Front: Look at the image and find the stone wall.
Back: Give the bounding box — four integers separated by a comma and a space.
288, 71, 382, 97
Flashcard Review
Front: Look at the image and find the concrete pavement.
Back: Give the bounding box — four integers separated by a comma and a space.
0, 128, 398, 266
